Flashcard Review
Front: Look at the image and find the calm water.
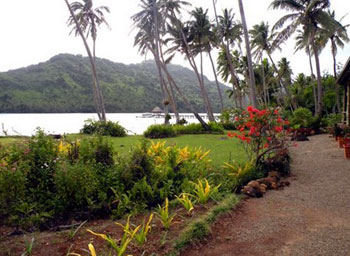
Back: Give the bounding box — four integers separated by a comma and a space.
0, 113, 209, 136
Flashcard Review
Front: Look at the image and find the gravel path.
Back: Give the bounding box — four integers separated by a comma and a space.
183, 134, 350, 256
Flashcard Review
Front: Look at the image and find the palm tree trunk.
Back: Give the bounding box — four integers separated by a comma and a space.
175, 12, 215, 122
208, 51, 224, 110
158, 56, 210, 130
159, 46, 180, 123
153, 0, 169, 124
266, 53, 290, 108
238, 0, 258, 108
200, 51, 215, 122
224, 44, 241, 109
261, 60, 267, 105
146, 42, 207, 127
311, 41, 323, 116
307, 48, 318, 114
64, 0, 106, 121
332, 39, 341, 113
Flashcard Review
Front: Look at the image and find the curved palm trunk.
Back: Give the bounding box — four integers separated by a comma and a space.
261, 60, 267, 105
159, 47, 180, 123
225, 44, 242, 109
199, 51, 215, 122
145, 42, 208, 128
64, 0, 106, 121
238, 0, 258, 108
153, 1, 169, 124
311, 41, 323, 116
331, 39, 341, 113
159, 57, 210, 130
266, 53, 290, 107
307, 47, 318, 114
208, 51, 224, 110
173, 11, 215, 122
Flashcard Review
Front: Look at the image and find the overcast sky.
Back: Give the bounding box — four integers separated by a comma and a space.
0, 0, 349, 83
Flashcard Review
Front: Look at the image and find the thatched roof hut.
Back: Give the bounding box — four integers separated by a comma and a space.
337, 57, 350, 125
151, 106, 163, 114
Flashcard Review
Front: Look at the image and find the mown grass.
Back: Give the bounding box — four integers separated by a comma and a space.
103, 134, 246, 167
1, 133, 247, 168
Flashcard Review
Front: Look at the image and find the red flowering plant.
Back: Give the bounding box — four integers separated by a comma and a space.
228, 106, 291, 166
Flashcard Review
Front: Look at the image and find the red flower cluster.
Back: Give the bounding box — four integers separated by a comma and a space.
228, 106, 290, 160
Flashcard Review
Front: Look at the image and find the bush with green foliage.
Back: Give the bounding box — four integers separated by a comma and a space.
173, 122, 224, 135
219, 109, 237, 130
290, 107, 315, 128
0, 131, 219, 229
321, 114, 342, 127
81, 119, 127, 137
143, 124, 177, 139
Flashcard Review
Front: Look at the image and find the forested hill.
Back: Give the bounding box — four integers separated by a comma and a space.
0, 54, 231, 113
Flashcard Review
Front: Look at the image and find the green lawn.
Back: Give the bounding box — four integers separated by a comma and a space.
1, 134, 247, 168
101, 134, 247, 167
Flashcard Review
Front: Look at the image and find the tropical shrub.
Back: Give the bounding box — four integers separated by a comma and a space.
321, 113, 342, 127
173, 123, 203, 134
290, 107, 314, 128
81, 119, 127, 137
190, 179, 221, 204
208, 122, 224, 133
222, 160, 259, 191
173, 122, 224, 135
228, 106, 291, 165
0, 131, 218, 230
219, 109, 237, 130
144, 124, 177, 139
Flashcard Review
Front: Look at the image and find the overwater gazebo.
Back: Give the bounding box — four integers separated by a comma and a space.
151, 106, 163, 114
337, 57, 350, 125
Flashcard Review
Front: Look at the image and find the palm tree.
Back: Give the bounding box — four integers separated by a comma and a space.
249, 21, 293, 108
132, 0, 172, 124
134, 0, 209, 128
237, 0, 258, 108
270, 0, 343, 115
188, 7, 215, 121
65, 0, 107, 121
215, 8, 243, 108
294, 29, 318, 113
319, 10, 349, 112
166, 11, 215, 122
67, 0, 110, 59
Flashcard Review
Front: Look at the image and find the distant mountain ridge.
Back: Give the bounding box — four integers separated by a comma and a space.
0, 54, 231, 113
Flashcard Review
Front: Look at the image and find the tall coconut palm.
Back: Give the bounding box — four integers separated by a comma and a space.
270, 0, 343, 116
166, 12, 215, 122
294, 29, 318, 113
319, 10, 349, 112
188, 7, 215, 121
237, 0, 258, 108
67, 0, 110, 59
215, 8, 243, 109
132, 0, 172, 124
249, 21, 294, 108
65, 0, 107, 121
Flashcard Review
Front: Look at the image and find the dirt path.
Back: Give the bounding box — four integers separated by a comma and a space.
183, 134, 350, 256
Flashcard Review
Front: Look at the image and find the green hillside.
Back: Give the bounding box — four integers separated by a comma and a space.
0, 54, 231, 113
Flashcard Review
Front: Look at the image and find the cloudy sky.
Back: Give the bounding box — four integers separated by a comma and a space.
0, 0, 349, 82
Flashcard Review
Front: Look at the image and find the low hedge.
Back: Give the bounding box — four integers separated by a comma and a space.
81, 120, 127, 137
144, 122, 224, 139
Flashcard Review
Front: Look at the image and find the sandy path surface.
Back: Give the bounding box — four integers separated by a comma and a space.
182, 134, 350, 256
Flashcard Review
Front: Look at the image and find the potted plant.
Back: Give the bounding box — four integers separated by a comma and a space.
342, 127, 350, 149
334, 124, 344, 142
344, 143, 350, 159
